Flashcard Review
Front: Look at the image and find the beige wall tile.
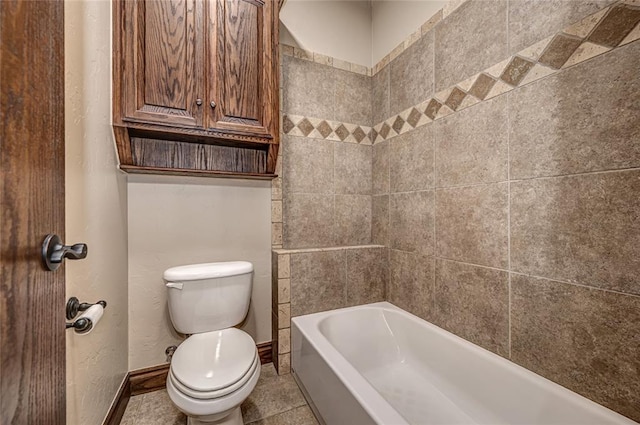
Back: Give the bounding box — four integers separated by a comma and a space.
332, 58, 351, 72
277, 303, 290, 329
372, 195, 389, 246
282, 55, 335, 119
372, 140, 390, 195
283, 193, 335, 248
271, 222, 283, 246
372, 65, 390, 125
511, 170, 640, 296
278, 279, 291, 304
271, 201, 283, 223
313, 52, 333, 67
511, 274, 640, 422
508, 0, 614, 54
293, 47, 314, 61
350, 63, 369, 76
509, 41, 640, 180
390, 190, 435, 255
334, 69, 372, 126
335, 195, 372, 246
334, 143, 372, 195
278, 254, 290, 279
278, 354, 291, 375
278, 328, 291, 354
346, 247, 388, 305
271, 176, 283, 201
283, 135, 333, 194
390, 32, 435, 116
434, 259, 509, 357
435, 96, 508, 187
435, 0, 508, 91
388, 250, 435, 321
436, 183, 509, 269
290, 251, 347, 317
271, 312, 279, 354
390, 125, 435, 192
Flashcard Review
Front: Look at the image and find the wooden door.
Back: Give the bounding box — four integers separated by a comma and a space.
117, 0, 205, 128
0, 1, 66, 424
207, 0, 278, 139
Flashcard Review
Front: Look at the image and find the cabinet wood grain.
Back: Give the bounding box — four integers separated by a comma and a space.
113, 0, 279, 178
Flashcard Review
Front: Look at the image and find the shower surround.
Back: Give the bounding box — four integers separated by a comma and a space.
272, 0, 640, 422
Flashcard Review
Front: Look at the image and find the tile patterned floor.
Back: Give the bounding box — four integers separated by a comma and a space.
120, 364, 319, 425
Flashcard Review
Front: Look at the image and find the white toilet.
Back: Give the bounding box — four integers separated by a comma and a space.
164, 261, 260, 425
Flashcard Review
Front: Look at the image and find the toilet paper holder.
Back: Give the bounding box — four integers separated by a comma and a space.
65, 297, 107, 332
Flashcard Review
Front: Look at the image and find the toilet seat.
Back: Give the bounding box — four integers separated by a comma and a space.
170, 328, 258, 399
169, 352, 259, 399
167, 358, 261, 422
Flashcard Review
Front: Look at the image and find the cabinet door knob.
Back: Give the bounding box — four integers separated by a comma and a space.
210, 101, 216, 109
196, 98, 202, 106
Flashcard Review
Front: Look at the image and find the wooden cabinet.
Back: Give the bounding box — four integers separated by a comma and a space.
113, 0, 279, 178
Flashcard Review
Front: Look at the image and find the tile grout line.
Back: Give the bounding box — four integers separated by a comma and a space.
506, 88, 512, 360
432, 82, 438, 316
432, 255, 510, 274
284, 166, 640, 199
509, 271, 640, 299
344, 248, 348, 306
412, 252, 640, 300
510, 166, 640, 182
245, 403, 311, 425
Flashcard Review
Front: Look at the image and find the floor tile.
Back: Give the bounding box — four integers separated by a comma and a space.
245, 406, 319, 425
119, 363, 314, 425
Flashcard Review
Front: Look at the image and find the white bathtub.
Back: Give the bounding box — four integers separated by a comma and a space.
291, 302, 636, 425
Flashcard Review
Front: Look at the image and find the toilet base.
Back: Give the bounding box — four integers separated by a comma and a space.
186, 406, 243, 425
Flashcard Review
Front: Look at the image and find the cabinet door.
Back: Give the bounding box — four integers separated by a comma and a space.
207, 0, 278, 139
121, 0, 204, 128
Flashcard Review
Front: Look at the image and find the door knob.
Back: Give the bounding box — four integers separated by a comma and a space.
196, 98, 203, 106
210, 100, 216, 109
41, 234, 88, 271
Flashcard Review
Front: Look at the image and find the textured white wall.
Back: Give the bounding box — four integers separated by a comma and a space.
127, 176, 272, 370
280, 0, 372, 66
65, 1, 129, 424
371, 0, 447, 64
280, 0, 449, 67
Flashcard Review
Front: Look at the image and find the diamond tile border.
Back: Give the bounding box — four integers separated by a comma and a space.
281, 115, 373, 145
363, 1, 639, 145
281, 3, 639, 145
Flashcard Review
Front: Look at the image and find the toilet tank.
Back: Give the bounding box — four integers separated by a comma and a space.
164, 261, 253, 334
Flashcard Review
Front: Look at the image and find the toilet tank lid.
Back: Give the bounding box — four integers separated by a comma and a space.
164, 261, 253, 282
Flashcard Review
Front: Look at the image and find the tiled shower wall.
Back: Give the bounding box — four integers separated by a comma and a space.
271, 41, 391, 373
271, 246, 387, 372
279, 53, 373, 249
275, 0, 640, 421
370, 0, 640, 421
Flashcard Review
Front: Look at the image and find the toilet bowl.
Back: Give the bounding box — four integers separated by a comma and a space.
164, 262, 259, 425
